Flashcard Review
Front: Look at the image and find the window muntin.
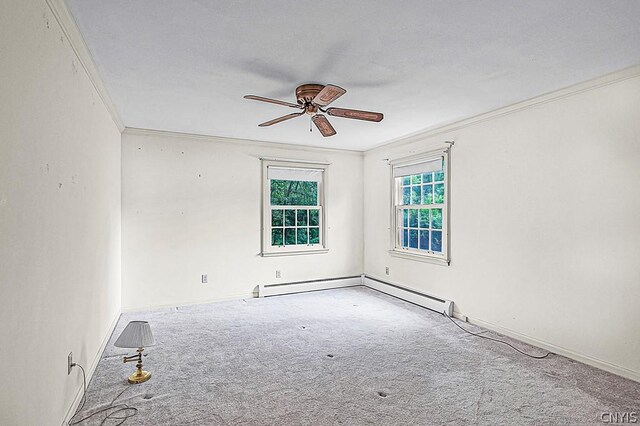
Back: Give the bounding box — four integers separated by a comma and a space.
262, 161, 327, 256
392, 151, 449, 262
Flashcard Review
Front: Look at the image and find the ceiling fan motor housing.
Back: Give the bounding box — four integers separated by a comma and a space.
296, 84, 325, 104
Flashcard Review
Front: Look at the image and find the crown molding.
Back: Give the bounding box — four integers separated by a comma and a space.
367, 63, 640, 153
41, 0, 640, 152
123, 127, 364, 156
45, 0, 125, 132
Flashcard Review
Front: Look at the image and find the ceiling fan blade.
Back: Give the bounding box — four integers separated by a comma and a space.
312, 84, 346, 107
326, 107, 383, 122
244, 95, 302, 109
258, 111, 304, 127
311, 114, 337, 137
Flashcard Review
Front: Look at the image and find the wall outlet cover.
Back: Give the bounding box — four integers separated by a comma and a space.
202, 274, 208, 284
67, 352, 73, 375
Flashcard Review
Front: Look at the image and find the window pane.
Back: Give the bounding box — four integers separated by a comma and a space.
309, 227, 320, 244
285, 209, 296, 226
402, 209, 408, 227
284, 227, 296, 245
271, 180, 318, 206
297, 209, 308, 226
402, 229, 409, 247
419, 209, 429, 228
271, 209, 283, 227
434, 171, 445, 182
422, 173, 433, 183
272, 228, 283, 246
270, 180, 285, 205
434, 183, 445, 203
431, 208, 442, 229
422, 185, 433, 205
411, 174, 421, 185
402, 176, 410, 186
411, 186, 421, 204
309, 209, 319, 226
431, 230, 442, 252
409, 229, 418, 248
297, 228, 308, 244
402, 187, 410, 205
409, 209, 418, 227
419, 230, 429, 250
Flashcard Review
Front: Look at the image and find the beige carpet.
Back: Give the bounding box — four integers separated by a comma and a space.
71, 287, 639, 425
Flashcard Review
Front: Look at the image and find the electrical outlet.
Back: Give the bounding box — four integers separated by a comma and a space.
67, 352, 73, 375
201, 274, 208, 284
460, 315, 468, 323
275, 270, 281, 278
385, 266, 390, 275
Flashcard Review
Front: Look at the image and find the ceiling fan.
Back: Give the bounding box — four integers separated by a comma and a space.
244, 84, 383, 137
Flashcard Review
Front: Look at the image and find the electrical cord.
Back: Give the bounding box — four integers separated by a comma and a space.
443, 312, 552, 359
68, 363, 138, 426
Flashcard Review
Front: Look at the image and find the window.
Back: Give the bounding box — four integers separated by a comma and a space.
261, 159, 328, 256
390, 150, 449, 264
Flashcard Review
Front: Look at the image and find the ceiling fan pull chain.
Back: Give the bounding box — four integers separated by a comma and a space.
309, 117, 313, 132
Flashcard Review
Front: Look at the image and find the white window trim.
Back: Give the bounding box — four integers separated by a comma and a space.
261, 159, 329, 257
389, 148, 451, 265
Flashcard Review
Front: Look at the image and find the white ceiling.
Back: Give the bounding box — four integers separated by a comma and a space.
65, 0, 640, 151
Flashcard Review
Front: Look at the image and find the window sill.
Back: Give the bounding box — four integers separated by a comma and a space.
261, 248, 329, 257
388, 249, 450, 266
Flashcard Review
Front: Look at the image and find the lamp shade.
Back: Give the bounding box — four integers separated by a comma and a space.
114, 321, 155, 348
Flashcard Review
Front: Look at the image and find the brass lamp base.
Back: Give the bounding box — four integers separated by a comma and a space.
128, 370, 151, 384
123, 348, 152, 384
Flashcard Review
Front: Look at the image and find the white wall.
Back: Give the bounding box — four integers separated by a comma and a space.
0, 1, 122, 424
364, 72, 640, 381
121, 131, 363, 310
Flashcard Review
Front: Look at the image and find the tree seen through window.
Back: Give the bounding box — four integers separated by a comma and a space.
399, 169, 445, 253
270, 180, 320, 246
270, 180, 318, 206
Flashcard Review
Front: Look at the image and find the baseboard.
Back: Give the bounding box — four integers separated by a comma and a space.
121, 292, 258, 313
62, 309, 121, 425
363, 274, 454, 316
361, 276, 638, 382
452, 312, 640, 383
259, 276, 362, 297
258, 274, 454, 316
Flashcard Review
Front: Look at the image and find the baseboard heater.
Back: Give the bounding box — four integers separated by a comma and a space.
363, 275, 453, 316
258, 276, 362, 297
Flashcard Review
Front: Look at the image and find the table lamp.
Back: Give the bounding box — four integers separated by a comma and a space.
114, 321, 155, 384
